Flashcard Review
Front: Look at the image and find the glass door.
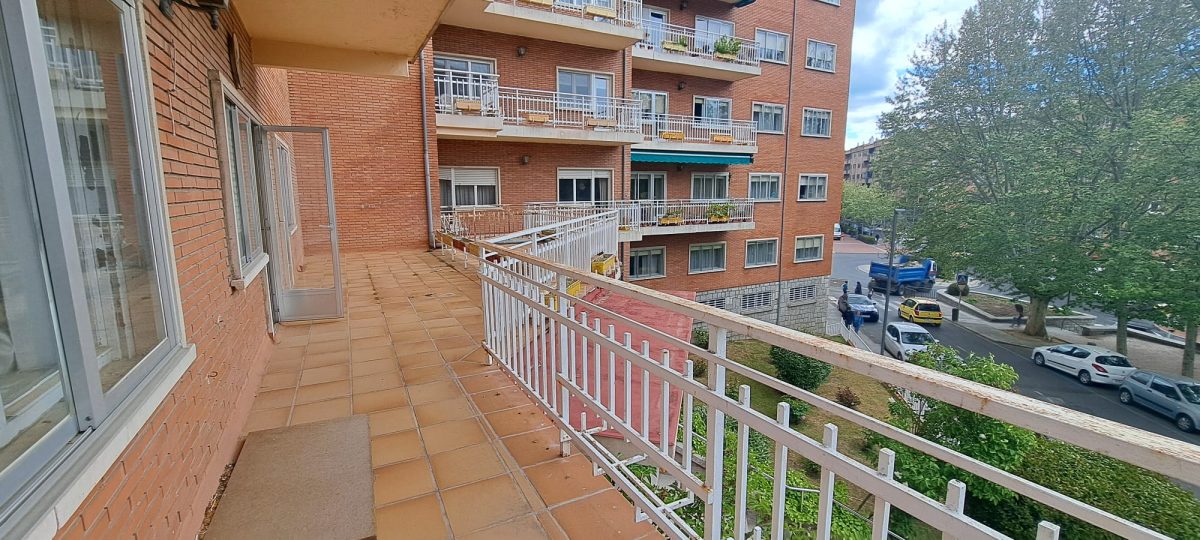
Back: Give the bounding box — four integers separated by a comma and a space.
642, 7, 668, 48
630, 172, 667, 225
258, 126, 343, 321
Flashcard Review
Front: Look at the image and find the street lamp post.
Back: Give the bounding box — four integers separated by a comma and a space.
878, 208, 905, 355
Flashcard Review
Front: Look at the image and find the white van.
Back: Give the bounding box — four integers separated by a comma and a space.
833, 223, 843, 240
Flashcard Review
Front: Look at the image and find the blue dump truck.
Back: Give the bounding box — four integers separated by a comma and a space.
869, 256, 938, 295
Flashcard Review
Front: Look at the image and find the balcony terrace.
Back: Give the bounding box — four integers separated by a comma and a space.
633, 22, 761, 81
441, 0, 645, 51
634, 115, 758, 158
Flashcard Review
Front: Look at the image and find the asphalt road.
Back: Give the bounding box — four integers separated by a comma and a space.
831, 248, 1200, 447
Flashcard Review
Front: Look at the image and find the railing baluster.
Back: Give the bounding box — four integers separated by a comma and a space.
624, 333, 634, 427
943, 479, 967, 540
608, 324, 617, 417
683, 360, 695, 475
704, 326, 728, 540
1036, 522, 1061, 540
593, 317, 602, 401
641, 341, 651, 440
771, 402, 789, 540
816, 424, 839, 540
872, 448, 896, 540
581, 312, 590, 399
660, 349, 670, 455
734, 385, 752, 540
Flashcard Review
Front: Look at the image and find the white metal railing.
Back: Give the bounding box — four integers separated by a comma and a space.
495, 0, 644, 27
439, 204, 614, 242
524, 199, 755, 231
433, 68, 500, 115
640, 114, 757, 146
638, 20, 760, 66
476, 241, 1198, 540
826, 319, 874, 352
498, 87, 642, 133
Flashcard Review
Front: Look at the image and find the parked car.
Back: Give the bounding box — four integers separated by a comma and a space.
883, 322, 937, 361
847, 294, 878, 322
1031, 344, 1135, 386
833, 223, 843, 240
898, 298, 943, 326
1119, 370, 1200, 432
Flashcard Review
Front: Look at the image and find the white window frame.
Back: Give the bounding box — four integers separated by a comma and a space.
797, 174, 828, 201
805, 39, 837, 72
440, 166, 501, 208
688, 242, 727, 275
801, 107, 833, 138
691, 172, 730, 199
815, 0, 841, 5
211, 74, 271, 289
274, 139, 299, 234
628, 246, 667, 280
745, 238, 779, 268
755, 28, 789, 64
555, 67, 614, 111
794, 235, 825, 263
752, 102, 786, 134
693, 95, 732, 122
695, 16, 735, 51
557, 168, 613, 204
748, 173, 781, 201
631, 171, 668, 200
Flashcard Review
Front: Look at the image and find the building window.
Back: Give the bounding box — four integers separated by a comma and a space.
748, 173, 781, 201
752, 103, 785, 134
629, 247, 666, 280
223, 99, 266, 272
1, 0, 184, 512
433, 55, 497, 113
745, 239, 779, 268
789, 284, 817, 303
689, 243, 727, 274
692, 173, 729, 199
802, 108, 833, 137
805, 40, 836, 72
693, 96, 731, 122
439, 167, 500, 208
798, 174, 828, 201
558, 169, 611, 203
695, 16, 735, 51
794, 235, 825, 262
557, 69, 612, 111
755, 29, 789, 64
742, 291, 773, 310
700, 297, 727, 310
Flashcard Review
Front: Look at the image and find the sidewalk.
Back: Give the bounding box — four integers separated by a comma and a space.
832, 236, 885, 255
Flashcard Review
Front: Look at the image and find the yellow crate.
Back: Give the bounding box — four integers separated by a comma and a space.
661, 131, 686, 140
711, 134, 734, 143
584, 5, 617, 18
591, 253, 617, 276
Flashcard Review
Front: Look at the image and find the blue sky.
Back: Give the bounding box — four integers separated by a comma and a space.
844, 0, 976, 149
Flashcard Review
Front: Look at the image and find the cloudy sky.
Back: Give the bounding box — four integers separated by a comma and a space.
844, 0, 976, 149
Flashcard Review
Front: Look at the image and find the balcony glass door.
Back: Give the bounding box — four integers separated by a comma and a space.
695, 16, 733, 52
634, 90, 667, 137
557, 70, 612, 119
259, 126, 343, 322
433, 55, 497, 113
631, 172, 667, 225
642, 8, 668, 48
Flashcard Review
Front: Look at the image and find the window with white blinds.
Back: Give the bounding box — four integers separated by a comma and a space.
692, 173, 729, 199
745, 239, 778, 267
439, 167, 499, 208
558, 169, 612, 203
798, 174, 828, 201
748, 173, 781, 201
629, 247, 666, 279
794, 235, 824, 262
802, 108, 832, 137
805, 40, 836, 72
689, 242, 726, 274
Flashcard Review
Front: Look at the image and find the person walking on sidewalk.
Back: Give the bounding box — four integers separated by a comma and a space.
852, 310, 864, 333
1012, 303, 1025, 327
854, 281, 863, 295
838, 292, 852, 326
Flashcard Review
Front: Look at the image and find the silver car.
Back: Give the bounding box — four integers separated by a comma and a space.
1118, 370, 1200, 432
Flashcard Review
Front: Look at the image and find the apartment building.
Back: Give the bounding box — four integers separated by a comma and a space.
844, 137, 880, 186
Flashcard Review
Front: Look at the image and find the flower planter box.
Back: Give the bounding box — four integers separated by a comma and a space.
706, 215, 730, 224
658, 215, 684, 226
587, 117, 618, 128
525, 113, 551, 123
662, 41, 689, 53
714, 52, 739, 61
710, 134, 734, 143
591, 253, 617, 276
585, 5, 617, 18
660, 131, 686, 140
454, 99, 482, 112
521, 0, 554, 6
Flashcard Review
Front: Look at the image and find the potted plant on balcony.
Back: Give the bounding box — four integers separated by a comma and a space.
663, 35, 689, 53
713, 36, 741, 61
706, 202, 734, 223
658, 209, 684, 226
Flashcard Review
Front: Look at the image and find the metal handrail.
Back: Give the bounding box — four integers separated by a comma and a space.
637, 20, 760, 66
432, 68, 500, 115
497, 87, 643, 132
639, 113, 758, 145
524, 199, 755, 229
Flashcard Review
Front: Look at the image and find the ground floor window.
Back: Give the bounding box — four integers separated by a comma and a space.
789, 284, 818, 303
794, 235, 825, 262
691, 173, 729, 200
745, 239, 778, 268
629, 247, 666, 279
689, 242, 727, 274
558, 169, 611, 203
439, 167, 500, 208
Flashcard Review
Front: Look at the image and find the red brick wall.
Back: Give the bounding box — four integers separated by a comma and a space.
55, 4, 286, 538
437, 139, 627, 206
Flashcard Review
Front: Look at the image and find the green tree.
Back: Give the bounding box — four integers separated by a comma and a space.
768, 346, 830, 391
840, 182, 898, 229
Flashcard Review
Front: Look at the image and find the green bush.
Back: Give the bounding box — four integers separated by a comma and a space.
856, 234, 879, 244
691, 328, 709, 350
947, 282, 970, 297
768, 346, 830, 391
783, 397, 810, 424
690, 357, 707, 379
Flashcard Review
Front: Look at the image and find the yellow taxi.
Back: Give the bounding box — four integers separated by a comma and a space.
898, 298, 943, 326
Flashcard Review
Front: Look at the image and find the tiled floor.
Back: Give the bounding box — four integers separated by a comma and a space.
244, 250, 662, 540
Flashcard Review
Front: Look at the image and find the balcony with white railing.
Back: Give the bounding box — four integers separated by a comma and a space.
522, 199, 756, 240
634, 115, 758, 155
440, 0, 645, 51
633, 22, 761, 81
433, 68, 646, 145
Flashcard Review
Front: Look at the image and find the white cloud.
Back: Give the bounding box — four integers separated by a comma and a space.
845, 0, 976, 148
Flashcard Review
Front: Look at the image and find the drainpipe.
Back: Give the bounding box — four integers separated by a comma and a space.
774, 2, 800, 326
418, 45, 436, 249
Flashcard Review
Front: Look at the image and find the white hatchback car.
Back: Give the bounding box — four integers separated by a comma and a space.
1031, 344, 1135, 385
883, 322, 937, 362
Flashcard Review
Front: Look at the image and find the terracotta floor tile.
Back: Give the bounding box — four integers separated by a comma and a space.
299, 364, 351, 386
470, 385, 531, 414
369, 407, 417, 437
352, 357, 398, 377
398, 340, 439, 355
353, 371, 405, 394
264, 357, 303, 374
289, 397, 350, 425
270, 346, 306, 362
449, 359, 499, 378
388, 321, 425, 334
251, 388, 295, 411
501, 427, 562, 468
486, 405, 553, 438
426, 326, 469, 340
524, 455, 612, 506
435, 346, 477, 363
373, 458, 436, 507
442, 475, 533, 535
351, 325, 389, 339
413, 397, 475, 427
434, 336, 475, 351
305, 339, 349, 355
353, 388, 410, 414
392, 330, 430, 345
351, 346, 394, 363
259, 371, 299, 391
408, 380, 463, 405
397, 350, 443, 369
375, 494, 447, 540
429, 443, 506, 489
243, 406, 290, 433
351, 336, 394, 351
458, 514, 549, 540
460, 372, 513, 394
422, 417, 488, 455
370, 430, 424, 467
421, 317, 460, 329
550, 489, 660, 539
303, 350, 349, 369
402, 364, 453, 385
308, 329, 349, 343
294, 380, 351, 404
536, 511, 570, 540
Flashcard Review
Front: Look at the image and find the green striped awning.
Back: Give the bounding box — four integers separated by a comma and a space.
630, 150, 754, 165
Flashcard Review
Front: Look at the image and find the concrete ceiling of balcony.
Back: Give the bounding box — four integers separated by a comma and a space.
235, 0, 451, 78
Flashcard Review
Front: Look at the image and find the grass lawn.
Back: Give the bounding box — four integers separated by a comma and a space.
962, 293, 1025, 317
